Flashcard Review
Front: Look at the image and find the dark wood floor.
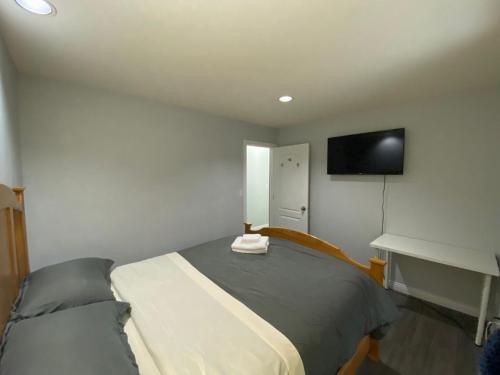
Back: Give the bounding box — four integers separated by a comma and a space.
358, 291, 482, 375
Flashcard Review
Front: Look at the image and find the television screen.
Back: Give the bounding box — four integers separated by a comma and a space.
327, 128, 405, 175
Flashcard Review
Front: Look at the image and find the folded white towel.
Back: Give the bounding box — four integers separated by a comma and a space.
241, 234, 262, 244
231, 236, 269, 254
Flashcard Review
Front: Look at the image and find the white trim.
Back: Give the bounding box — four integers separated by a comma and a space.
252, 223, 269, 230
243, 140, 275, 227
389, 280, 479, 317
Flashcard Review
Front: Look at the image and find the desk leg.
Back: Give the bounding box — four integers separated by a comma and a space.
379, 250, 391, 290
475, 274, 492, 346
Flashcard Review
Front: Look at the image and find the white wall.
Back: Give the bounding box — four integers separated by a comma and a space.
0, 35, 21, 186
246, 145, 270, 227
19, 76, 277, 270
278, 90, 500, 316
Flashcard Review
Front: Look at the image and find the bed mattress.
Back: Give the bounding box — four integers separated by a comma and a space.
111, 236, 398, 375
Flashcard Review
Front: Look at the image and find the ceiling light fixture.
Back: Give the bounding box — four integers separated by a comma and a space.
278, 95, 293, 103
15, 0, 56, 15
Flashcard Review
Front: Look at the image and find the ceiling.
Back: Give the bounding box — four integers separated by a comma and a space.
1, 0, 499, 127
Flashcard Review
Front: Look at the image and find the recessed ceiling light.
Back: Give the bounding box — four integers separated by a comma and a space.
278, 95, 293, 103
15, 0, 56, 15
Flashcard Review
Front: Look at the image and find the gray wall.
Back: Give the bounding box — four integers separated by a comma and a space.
0, 35, 21, 186
19, 76, 277, 270
15, 71, 500, 315
278, 90, 500, 316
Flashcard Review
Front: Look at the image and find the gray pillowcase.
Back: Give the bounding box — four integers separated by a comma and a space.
13, 258, 115, 320
0, 301, 139, 375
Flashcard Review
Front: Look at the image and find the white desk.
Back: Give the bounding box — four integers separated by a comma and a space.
370, 234, 499, 346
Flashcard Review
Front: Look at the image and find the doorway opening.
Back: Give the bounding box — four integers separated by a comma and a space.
244, 141, 310, 233
244, 143, 272, 229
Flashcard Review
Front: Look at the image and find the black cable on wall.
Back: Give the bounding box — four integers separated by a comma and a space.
381, 175, 386, 235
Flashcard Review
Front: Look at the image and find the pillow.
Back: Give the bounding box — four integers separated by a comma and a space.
13, 257, 115, 320
0, 301, 139, 375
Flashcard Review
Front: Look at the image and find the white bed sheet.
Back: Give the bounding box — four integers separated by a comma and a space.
111, 285, 162, 375
111, 252, 305, 375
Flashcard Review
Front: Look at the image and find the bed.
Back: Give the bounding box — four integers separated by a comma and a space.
0, 184, 398, 375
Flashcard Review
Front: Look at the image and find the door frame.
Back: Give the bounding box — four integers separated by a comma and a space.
243, 140, 276, 228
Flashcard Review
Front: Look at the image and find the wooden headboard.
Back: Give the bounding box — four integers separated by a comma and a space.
0, 184, 29, 336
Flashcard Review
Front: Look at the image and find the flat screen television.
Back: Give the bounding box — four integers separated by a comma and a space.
327, 128, 405, 175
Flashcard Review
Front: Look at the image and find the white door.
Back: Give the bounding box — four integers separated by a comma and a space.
270, 143, 309, 232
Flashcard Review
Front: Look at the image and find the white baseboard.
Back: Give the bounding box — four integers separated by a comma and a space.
388, 280, 479, 317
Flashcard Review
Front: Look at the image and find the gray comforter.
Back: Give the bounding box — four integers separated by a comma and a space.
180, 236, 399, 375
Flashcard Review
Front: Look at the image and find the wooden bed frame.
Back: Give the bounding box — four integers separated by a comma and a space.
0, 184, 29, 337
0, 184, 385, 374
245, 223, 386, 375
